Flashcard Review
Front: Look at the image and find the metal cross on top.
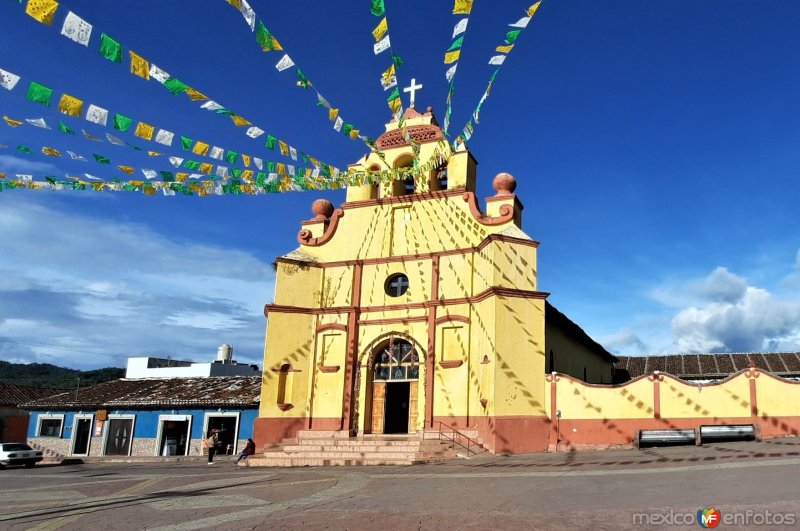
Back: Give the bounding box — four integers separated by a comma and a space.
403, 78, 423, 108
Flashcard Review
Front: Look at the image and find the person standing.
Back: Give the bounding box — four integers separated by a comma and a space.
206, 429, 221, 465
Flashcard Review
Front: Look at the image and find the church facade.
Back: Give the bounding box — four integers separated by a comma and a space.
254, 107, 615, 454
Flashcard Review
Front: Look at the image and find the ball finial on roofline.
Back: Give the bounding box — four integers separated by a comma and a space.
311, 199, 334, 220
492, 172, 517, 196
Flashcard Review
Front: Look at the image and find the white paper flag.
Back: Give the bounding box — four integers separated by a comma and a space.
509, 16, 531, 28
453, 18, 469, 38
246, 126, 264, 139
25, 118, 49, 129
216, 166, 228, 178
201, 101, 224, 112
155, 129, 174, 146
106, 133, 125, 146
333, 116, 344, 132
288, 165, 295, 176
61, 11, 93, 46
239, 0, 256, 31
85, 104, 109, 126
253, 157, 263, 170
463, 128, 472, 141
67, 151, 86, 161
275, 54, 295, 72
488, 55, 506, 65
83, 173, 102, 181
0, 68, 21, 91
162, 187, 176, 196
142, 169, 158, 180
289, 147, 297, 161
373, 35, 391, 55
445, 64, 458, 83
169, 156, 184, 168
210, 146, 224, 160
312, 167, 320, 178
149, 64, 170, 84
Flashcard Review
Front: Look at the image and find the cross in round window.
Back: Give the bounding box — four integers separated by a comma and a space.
385, 273, 409, 297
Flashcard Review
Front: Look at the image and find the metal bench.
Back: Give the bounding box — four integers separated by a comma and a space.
636, 429, 696, 449
698, 424, 756, 443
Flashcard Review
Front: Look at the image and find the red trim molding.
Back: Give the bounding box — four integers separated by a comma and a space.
297, 209, 344, 247
439, 360, 464, 369
462, 192, 515, 226
357, 316, 428, 326
271, 364, 302, 373
435, 315, 470, 326
318, 365, 340, 373
316, 323, 347, 333
276, 403, 293, 411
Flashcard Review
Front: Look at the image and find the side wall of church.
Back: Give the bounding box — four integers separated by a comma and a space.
545, 323, 615, 384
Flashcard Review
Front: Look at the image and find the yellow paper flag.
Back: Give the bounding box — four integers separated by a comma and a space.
26, 0, 59, 26
147, 151, 162, 157
527, 1, 541, 16
278, 140, 289, 156
372, 17, 388, 42
185, 88, 208, 102
199, 163, 213, 175
242, 154, 251, 167
227, 0, 242, 8
276, 162, 286, 175
349, 129, 360, 140
453, 0, 473, 15
57, 93, 83, 117
241, 169, 254, 181
129, 51, 150, 80
329, 108, 339, 121
143, 186, 156, 196
118, 165, 134, 175
444, 50, 461, 64
382, 64, 396, 84
389, 98, 402, 113
176, 172, 190, 182
42, 146, 61, 157
134, 121, 155, 141
192, 141, 210, 156
3, 116, 23, 127
231, 114, 252, 127
496, 44, 514, 54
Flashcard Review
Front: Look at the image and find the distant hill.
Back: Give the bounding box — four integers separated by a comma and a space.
0, 361, 125, 389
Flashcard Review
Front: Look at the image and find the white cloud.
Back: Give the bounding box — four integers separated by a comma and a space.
599, 328, 649, 355
0, 154, 59, 174
689, 266, 747, 303
0, 198, 274, 369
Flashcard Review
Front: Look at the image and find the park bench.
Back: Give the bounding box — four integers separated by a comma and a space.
636, 428, 696, 449
697, 424, 756, 444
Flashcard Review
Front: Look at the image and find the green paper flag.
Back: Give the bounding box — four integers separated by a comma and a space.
370, 0, 385, 17
113, 113, 133, 132
296, 69, 311, 89
225, 151, 238, 164
447, 36, 464, 52
266, 135, 277, 150
164, 77, 189, 95
232, 168, 242, 178
17, 145, 32, 153
58, 121, 74, 134
99, 33, 123, 63
504, 29, 522, 45
184, 160, 200, 170
387, 87, 400, 102
342, 123, 354, 135
180, 136, 193, 150
93, 154, 110, 164
392, 53, 404, 67
255, 21, 280, 51
26, 82, 53, 106
300, 152, 309, 164
267, 161, 276, 172
160, 171, 175, 182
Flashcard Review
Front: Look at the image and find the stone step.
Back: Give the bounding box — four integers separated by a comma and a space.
295, 438, 433, 447
246, 455, 451, 467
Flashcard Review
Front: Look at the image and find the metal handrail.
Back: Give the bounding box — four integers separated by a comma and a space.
424, 421, 484, 457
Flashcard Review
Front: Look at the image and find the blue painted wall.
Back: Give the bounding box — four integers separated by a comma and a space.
28, 408, 257, 439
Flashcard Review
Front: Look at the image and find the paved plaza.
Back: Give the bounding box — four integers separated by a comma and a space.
3, 438, 800, 530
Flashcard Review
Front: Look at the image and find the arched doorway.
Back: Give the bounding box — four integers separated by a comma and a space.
368, 338, 421, 434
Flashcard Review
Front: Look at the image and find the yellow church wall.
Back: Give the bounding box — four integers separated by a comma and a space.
438, 253, 474, 299
259, 311, 315, 419
468, 299, 496, 419
308, 331, 347, 420
360, 260, 430, 307
756, 375, 800, 417
545, 322, 614, 384
556, 377, 655, 420
433, 321, 471, 419
273, 262, 322, 308
492, 296, 547, 417
320, 266, 353, 307
359, 307, 428, 322
659, 375, 751, 419
487, 240, 537, 291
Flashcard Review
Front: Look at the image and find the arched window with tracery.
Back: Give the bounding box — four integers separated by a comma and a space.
373, 339, 420, 381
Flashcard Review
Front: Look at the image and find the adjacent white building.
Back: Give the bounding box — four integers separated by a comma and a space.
125, 344, 260, 379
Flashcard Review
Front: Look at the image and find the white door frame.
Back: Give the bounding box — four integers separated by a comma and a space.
202, 412, 241, 454
102, 414, 136, 456
69, 413, 94, 456
154, 414, 193, 457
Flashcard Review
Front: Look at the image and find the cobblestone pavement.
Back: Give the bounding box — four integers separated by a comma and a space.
2, 438, 800, 530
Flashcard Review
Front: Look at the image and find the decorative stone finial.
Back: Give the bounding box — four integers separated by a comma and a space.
492, 172, 517, 196
311, 199, 334, 220
426, 106, 433, 114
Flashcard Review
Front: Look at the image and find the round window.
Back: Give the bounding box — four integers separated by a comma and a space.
385, 273, 409, 297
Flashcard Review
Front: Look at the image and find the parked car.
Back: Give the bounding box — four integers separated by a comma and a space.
0, 443, 44, 468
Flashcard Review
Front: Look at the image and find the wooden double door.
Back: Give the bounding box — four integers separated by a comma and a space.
370, 380, 419, 434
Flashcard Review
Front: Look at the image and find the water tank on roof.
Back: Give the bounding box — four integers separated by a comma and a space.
216, 344, 233, 364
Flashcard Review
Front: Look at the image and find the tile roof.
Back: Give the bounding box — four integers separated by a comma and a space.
616, 352, 800, 381
0, 381, 65, 407
20, 376, 261, 410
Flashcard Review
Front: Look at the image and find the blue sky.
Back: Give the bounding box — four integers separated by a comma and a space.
1, 1, 799, 371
